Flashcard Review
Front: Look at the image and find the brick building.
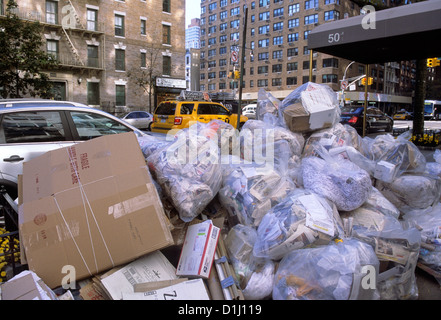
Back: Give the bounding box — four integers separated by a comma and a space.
197, 0, 413, 112
3, 0, 186, 114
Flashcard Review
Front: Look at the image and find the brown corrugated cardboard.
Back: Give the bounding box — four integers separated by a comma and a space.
283, 102, 311, 132
19, 132, 174, 289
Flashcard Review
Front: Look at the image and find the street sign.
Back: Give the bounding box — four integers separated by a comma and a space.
340, 80, 349, 90
231, 51, 238, 62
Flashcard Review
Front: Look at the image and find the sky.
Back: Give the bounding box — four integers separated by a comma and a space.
186, 0, 201, 26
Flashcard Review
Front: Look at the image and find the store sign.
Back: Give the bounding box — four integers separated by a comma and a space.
156, 77, 186, 89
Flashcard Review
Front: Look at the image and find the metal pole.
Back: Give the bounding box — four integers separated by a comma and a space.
340, 61, 355, 106
236, 6, 248, 130
309, 49, 313, 81
363, 64, 369, 137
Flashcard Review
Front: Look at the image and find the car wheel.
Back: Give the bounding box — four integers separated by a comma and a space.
147, 123, 152, 131
386, 123, 393, 132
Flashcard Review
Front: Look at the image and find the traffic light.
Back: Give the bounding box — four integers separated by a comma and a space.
427, 58, 440, 67
234, 70, 240, 79
228, 71, 234, 79
361, 77, 373, 86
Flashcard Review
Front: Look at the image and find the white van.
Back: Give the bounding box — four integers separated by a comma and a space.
242, 104, 257, 118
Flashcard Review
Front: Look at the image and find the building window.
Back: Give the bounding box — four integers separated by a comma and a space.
322, 74, 338, 83
115, 14, 125, 37
141, 19, 146, 35
323, 58, 339, 68
287, 62, 298, 71
288, 18, 299, 28
258, 25, 269, 34
258, 52, 269, 60
87, 9, 98, 31
47, 40, 58, 60
87, 82, 100, 105
258, 39, 269, 48
163, 0, 171, 13
288, 4, 300, 15
287, 77, 297, 85
303, 60, 316, 69
46, 0, 58, 24
272, 50, 282, 59
259, 0, 270, 7
141, 52, 146, 68
272, 78, 282, 86
257, 79, 268, 87
115, 85, 126, 106
258, 66, 268, 74
115, 49, 125, 71
324, 10, 340, 21
273, 8, 284, 17
273, 22, 283, 31
288, 33, 299, 42
304, 14, 318, 25
273, 36, 283, 46
259, 11, 270, 20
87, 45, 99, 68
287, 47, 298, 57
163, 25, 171, 44
305, 0, 319, 10
163, 56, 171, 75
272, 64, 282, 73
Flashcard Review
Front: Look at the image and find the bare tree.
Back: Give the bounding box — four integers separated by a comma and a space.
127, 30, 163, 113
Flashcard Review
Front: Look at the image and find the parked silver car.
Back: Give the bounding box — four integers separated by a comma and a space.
0, 99, 147, 200
121, 111, 153, 130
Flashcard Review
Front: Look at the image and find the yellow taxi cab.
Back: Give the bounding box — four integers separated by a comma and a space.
151, 95, 248, 133
393, 110, 412, 120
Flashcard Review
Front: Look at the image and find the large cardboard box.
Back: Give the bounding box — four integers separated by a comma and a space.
176, 220, 220, 279
19, 132, 174, 289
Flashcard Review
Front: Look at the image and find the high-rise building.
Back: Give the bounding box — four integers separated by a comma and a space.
2, 0, 186, 114
198, 0, 413, 112
186, 17, 201, 49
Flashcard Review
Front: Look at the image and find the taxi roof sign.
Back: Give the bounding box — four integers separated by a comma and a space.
179, 90, 211, 101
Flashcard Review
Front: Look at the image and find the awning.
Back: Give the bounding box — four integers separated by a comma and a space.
308, 1, 441, 64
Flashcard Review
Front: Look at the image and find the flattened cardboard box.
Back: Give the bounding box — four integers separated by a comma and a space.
19, 132, 174, 289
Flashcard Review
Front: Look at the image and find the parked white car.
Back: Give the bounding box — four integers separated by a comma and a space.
0, 99, 147, 201
242, 104, 257, 119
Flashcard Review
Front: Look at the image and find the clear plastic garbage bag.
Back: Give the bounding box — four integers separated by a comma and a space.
272, 238, 380, 300
253, 188, 344, 260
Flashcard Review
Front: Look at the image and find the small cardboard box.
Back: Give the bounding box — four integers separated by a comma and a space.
1, 271, 57, 300
176, 220, 220, 279
283, 102, 311, 133
19, 132, 174, 289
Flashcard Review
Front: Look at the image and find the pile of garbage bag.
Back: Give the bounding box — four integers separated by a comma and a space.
136, 83, 441, 300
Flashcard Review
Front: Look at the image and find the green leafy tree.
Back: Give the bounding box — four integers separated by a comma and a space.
0, 0, 58, 98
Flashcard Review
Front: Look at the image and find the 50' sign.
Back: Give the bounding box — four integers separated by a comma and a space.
328, 32, 343, 44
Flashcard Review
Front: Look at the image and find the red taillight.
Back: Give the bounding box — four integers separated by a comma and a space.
174, 116, 183, 125
348, 116, 358, 124
152, 116, 155, 122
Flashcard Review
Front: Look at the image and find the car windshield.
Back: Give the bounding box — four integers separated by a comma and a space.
155, 102, 176, 115
341, 106, 362, 113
